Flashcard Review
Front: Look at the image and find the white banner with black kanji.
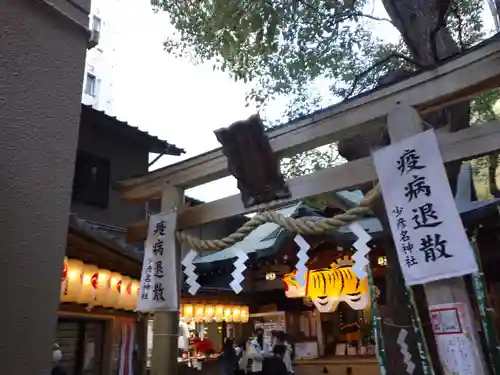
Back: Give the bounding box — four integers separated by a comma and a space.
136, 211, 178, 312
373, 129, 478, 286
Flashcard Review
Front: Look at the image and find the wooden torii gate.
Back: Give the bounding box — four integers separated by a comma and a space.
117, 36, 500, 375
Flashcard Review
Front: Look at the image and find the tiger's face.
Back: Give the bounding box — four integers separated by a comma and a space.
312, 292, 369, 313
312, 296, 340, 313
282, 271, 305, 298
343, 291, 370, 310
342, 276, 370, 310
308, 267, 370, 313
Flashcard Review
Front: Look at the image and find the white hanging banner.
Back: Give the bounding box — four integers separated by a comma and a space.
182, 250, 200, 295
397, 329, 415, 374
136, 211, 178, 312
230, 248, 248, 294
372, 130, 478, 286
349, 222, 372, 280
294, 235, 310, 288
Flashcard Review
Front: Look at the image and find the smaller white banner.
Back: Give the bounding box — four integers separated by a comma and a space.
136, 211, 178, 312
373, 130, 478, 285
429, 302, 486, 375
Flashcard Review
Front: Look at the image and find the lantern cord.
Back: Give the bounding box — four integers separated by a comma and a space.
176, 183, 381, 251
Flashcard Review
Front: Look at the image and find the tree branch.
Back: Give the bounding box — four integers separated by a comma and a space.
355, 12, 393, 23
344, 53, 424, 99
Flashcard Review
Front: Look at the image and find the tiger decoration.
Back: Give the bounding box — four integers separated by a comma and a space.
282, 256, 370, 313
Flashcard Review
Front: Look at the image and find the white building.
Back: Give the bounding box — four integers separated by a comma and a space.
81, 0, 168, 120
81, 0, 124, 115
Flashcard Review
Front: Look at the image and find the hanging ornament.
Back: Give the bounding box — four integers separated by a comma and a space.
349, 222, 372, 279
182, 250, 200, 295
294, 235, 310, 289
230, 248, 248, 294
397, 329, 415, 374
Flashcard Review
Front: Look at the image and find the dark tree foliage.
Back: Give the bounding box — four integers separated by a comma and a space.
152, 0, 495, 180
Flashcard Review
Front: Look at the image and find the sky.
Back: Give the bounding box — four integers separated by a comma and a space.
106, 0, 495, 203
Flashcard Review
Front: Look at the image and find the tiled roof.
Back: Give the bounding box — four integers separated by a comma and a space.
68, 214, 143, 262
81, 104, 185, 155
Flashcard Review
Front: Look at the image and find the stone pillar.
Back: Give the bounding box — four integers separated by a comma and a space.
0, 0, 90, 373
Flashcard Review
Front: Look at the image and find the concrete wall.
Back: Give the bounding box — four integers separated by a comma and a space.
0, 0, 89, 373
71, 120, 149, 227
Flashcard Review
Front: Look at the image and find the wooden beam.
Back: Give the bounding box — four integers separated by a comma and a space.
116, 38, 500, 202
125, 120, 500, 241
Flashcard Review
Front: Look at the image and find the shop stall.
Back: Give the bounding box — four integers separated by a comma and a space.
282, 254, 379, 355
61, 255, 252, 373
56, 217, 144, 375
146, 302, 250, 370
192, 199, 386, 375
244, 246, 383, 375
57, 258, 142, 375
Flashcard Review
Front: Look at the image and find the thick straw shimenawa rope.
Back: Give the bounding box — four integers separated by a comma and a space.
176, 183, 382, 251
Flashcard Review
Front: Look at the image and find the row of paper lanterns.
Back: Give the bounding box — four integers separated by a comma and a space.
60, 257, 140, 311
60, 258, 250, 321
181, 304, 249, 323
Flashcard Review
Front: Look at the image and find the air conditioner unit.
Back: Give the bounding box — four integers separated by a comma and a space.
88, 29, 100, 49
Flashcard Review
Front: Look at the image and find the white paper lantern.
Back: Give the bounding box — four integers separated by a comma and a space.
117, 276, 131, 309
94, 269, 111, 306
60, 258, 84, 303
103, 272, 122, 308
76, 264, 98, 305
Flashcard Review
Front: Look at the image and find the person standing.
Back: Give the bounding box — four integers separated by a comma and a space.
235, 338, 249, 375
283, 334, 294, 375
275, 332, 294, 375
248, 328, 265, 375
269, 331, 278, 352
264, 345, 288, 375
51, 343, 67, 375
219, 339, 239, 375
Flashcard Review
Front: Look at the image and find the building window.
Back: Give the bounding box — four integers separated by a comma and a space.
91, 16, 101, 44
85, 74, 97, 97
72, 150, 110, 208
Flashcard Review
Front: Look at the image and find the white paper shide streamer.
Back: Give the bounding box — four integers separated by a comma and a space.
294, 235, 310, 288
182, 250, 200, 295
230, 248, 248, 294
349, 222, 372, 280
397, 329, 415, 374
